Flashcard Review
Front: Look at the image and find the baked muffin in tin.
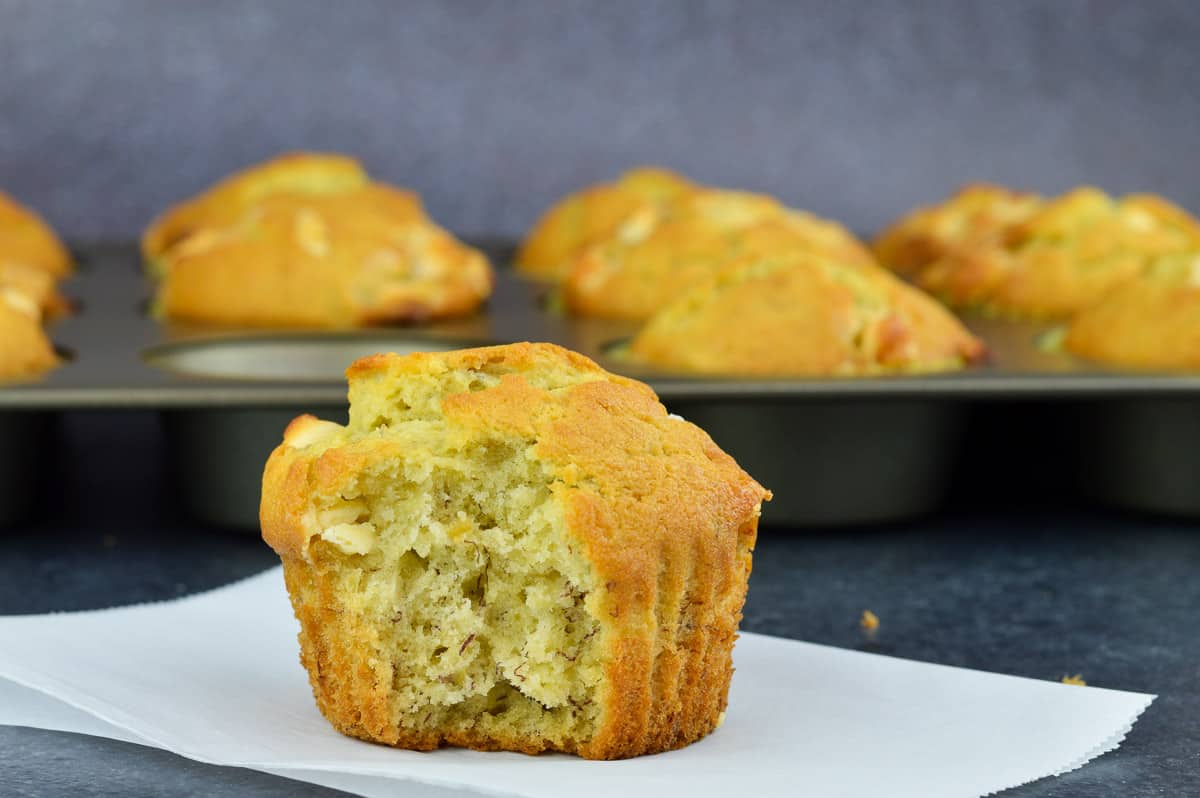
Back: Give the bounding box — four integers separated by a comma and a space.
0, 288, 57, 380
0, 192, 69, 379
142, 152, 368, 274
626, 252, 985, 376
0, 191, 73, 279
563, 189, 874, 321
1065, 253, 1200, 371
516, 167, 695, 282
875, 185, 1200, 319
145, 153, 493, 328
873, 183, 1042, 278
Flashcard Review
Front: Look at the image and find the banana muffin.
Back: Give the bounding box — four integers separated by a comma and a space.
142, 152, 369, 273
261, 343, 769, 759
516, 167, 695, 282
0, 191, 72, 278
873, 183, 1043, 277
563, 189, 873, 321
1064, 253, 1200, 370
0, 191, 67, 379
146, 154, 493, 327
626, 252, 985, 376
0, 288, 57, 380
875, 185, 1200, 319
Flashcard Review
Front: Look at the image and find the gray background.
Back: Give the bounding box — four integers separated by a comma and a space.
1, 0, 1198, 242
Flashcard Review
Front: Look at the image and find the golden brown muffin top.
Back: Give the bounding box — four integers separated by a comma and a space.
876, 185, 1200, 319
0, 287, 58, 380
141, 152, 369, 266
626, 252, 985, 376
562, 189, 873, 321
873, 183, 1043, 276
155, 184, 493, 328
516, 168, 695, 282
1064, 253, 1200, 371
1005, 188, 1197, 253
262, 341, 769, 612
958, 188, 1200, 318
0, 191, 72, 278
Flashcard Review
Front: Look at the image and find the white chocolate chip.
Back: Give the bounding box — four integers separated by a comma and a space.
1125, 208, 1155, 232
170, 228, 225, 259
1188, 256, 1200, 288
317, 501, 368, 528
616, 207, 657, 244
320, 522, 377, 555
294, 208, 330, 257
362, 247, 406, 276
0, 288, 40, 320
285, 418, 344, 449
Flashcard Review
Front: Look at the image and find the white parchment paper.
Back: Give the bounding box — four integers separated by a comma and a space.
0, 568, 1153, 798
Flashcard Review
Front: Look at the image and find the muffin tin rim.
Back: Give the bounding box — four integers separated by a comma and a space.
4, 240, 1200, 410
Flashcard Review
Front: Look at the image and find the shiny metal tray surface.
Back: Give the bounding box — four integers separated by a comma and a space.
1, 242, 1198, 527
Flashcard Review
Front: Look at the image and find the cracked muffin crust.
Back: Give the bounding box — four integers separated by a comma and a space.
562, 188, 875, 321
626, 252, 985, 376
516, 167, 695, 282
875, 185, 1200, 319
146, 153, 493, 327
260, 342, 769, 759
873, 184, 1043, 278
141, 152, 369, 273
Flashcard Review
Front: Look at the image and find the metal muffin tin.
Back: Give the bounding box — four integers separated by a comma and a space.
2, 241, 1199, 528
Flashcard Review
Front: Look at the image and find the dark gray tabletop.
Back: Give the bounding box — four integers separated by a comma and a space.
0, 411, 1197, 797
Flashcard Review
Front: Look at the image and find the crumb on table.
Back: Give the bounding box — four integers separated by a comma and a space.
1061, 673, 1087, 686
860, 609, 880, 633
